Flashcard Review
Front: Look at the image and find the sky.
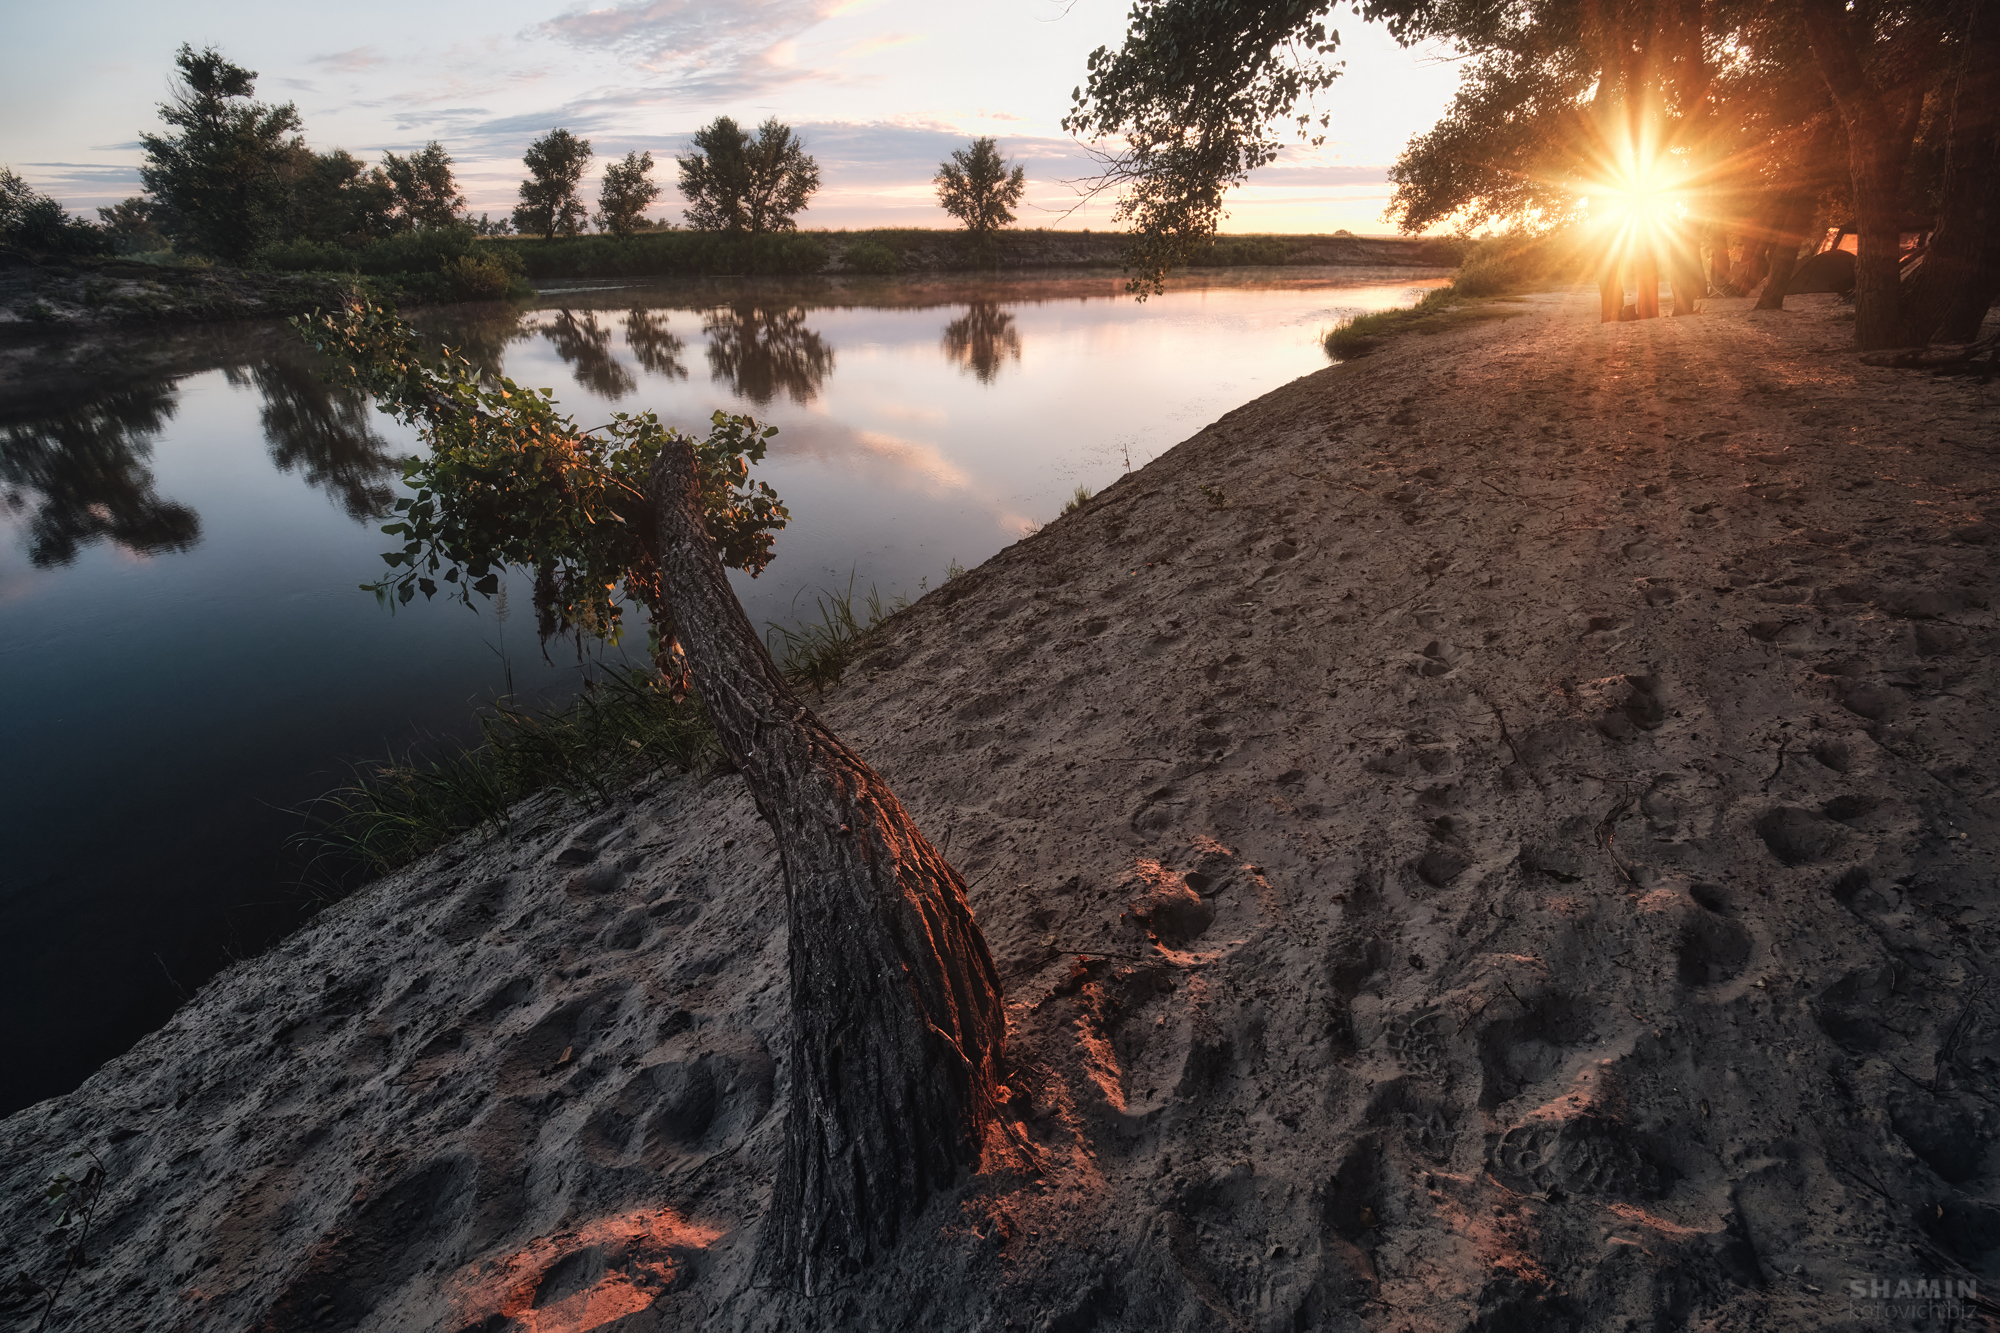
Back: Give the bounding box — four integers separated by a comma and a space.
3, 0, 1466, 234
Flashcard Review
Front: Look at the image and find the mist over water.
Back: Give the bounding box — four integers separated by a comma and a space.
0, 265, 1444, 1113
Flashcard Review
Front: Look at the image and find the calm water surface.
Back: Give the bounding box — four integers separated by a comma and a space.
0, 265, 1444, 1112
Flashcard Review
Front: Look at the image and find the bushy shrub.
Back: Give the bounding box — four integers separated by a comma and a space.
0, 170, 112, 256
253, 226, 525, 300
254, 237, 350, 272
1450, 231, 1572, 295
1204, 235, 1292, 266
843, 240, 899, 274
498, 230, 829, 279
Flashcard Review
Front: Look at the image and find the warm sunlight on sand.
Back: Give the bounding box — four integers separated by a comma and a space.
446, 1209, 723, 1333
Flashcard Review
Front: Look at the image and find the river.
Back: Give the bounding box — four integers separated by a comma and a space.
0, 264, 1445, 1113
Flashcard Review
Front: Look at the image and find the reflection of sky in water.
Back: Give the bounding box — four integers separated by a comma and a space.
0, 266, 1443, 1113
497, 268, 1448, 632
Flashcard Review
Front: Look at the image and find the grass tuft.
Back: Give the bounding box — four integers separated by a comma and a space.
1061, 484, 1094, 516
1323, 229, 1584, 362
766, 576, 911, 695
297, 668, 714, 882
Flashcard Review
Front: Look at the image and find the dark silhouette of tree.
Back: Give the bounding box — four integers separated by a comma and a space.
514, 129, 593, 239
138, 44, 305, 261
285, 147, 398, 244
230, 358, 402, 521
935, 138, 1028, 233
597, 151, 661, 235
625, 310, 689, 379
543, 309, 638, 399
95, 198, 166, 254
941, 302, 1022, 383
0, 384, 200, 567
703, 301, 833, 405
382, 141, 466, 230
1062, 0, 1340, 292
1791, 0, 1950, 349
434, 305, 532, 381
678, 117, 820, 233
0, 168, 110, 256
1906, 1, 2000, 343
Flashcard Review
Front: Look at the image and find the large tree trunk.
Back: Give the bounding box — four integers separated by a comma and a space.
1939, 229, 2000, 341
1906, 0, 2000, 345
1849, 147, 1911, 348
1796, 0, 1934, 350
648, 439, 1008, 1293
1635, 245, 1662, 319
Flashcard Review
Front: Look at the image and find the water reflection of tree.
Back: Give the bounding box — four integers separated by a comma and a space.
941, 302, 1022, 384
703, 301, 833, 406
0, 384, 201, 567
429, 305, 532, 383
625, 310, 689, 380
230, 359, 402, 521
544, 309, 637, 400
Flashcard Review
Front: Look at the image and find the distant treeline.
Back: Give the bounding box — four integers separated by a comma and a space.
460, 228, 1464, 281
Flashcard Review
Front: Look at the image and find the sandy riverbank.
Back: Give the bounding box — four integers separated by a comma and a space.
2, 286, 1995, 1333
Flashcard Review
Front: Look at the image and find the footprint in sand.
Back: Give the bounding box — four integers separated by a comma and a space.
1635, 577, 1682, 607
1385, 1008, 1454, 1082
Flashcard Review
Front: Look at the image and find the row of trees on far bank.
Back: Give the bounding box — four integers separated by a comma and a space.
509, 121, 1031, 240
1, 41, 1042, 262
132, 44, 468, 262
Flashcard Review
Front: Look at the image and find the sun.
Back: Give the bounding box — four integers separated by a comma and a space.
1579, 137, 1688, 273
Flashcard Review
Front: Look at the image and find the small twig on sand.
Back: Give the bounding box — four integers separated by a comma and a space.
1480, 695, 1544, 791
1596, 793, 1641, 887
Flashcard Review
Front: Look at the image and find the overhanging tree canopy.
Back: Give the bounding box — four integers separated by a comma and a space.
1070, 0, 1999, 346
294, 300, 786, 682
1063, 0, 1347, 292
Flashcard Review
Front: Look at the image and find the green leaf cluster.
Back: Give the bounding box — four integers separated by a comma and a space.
293, 300, 788, 668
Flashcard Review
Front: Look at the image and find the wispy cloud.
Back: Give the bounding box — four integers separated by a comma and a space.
313, 46, 389, 72
16, 162, 144, 206
539, 0, 840, 97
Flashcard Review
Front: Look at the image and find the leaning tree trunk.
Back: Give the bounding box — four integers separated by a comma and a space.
647, 439, 1008, 1293
1755, 193, 1816, 311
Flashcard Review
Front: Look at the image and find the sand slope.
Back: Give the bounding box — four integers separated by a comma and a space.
3, 288, 1996, 1333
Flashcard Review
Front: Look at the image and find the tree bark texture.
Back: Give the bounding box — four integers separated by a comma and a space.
1906, 0, 2000, 345
1635, 247, 1662, 319
648, 440, 1008, 1293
